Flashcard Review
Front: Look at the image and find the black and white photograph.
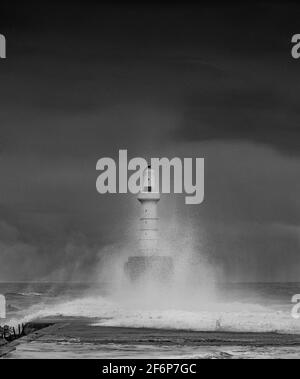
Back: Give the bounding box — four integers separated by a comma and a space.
1, 0, 300, 363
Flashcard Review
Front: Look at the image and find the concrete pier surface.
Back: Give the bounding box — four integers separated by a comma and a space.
2, 317, 300, 359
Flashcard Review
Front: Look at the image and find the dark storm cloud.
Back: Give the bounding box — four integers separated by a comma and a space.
177, 83, 300, 154
2, 0, 299, 157
0, 1, 300, 281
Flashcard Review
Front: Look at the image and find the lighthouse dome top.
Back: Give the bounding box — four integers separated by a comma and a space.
142, 165, 157, 193
138, 166, 160, 201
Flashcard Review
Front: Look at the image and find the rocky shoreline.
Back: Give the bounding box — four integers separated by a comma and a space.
0, 322, 53, 358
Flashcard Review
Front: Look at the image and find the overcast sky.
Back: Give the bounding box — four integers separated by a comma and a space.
0, 1, 299, 282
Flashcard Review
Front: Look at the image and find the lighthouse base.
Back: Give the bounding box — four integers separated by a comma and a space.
124, 255, 174, 282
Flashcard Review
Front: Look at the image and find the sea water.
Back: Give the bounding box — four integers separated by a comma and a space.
1, 282, 300, 358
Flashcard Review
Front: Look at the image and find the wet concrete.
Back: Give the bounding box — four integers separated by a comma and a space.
2, 316, 300, 358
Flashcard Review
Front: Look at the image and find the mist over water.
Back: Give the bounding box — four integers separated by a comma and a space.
94, 215, 218, 311
5, 220, 300, 336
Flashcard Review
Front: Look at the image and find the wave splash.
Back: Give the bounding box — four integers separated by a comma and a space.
7, 292, 300, 335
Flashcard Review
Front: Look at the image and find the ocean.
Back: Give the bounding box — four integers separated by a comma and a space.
1, 282, 300, 358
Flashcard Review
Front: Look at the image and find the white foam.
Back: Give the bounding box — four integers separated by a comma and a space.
7, 295, 300, 335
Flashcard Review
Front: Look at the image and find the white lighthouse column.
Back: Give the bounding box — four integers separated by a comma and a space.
124, 164, 173, 281
138, 166, 160, 256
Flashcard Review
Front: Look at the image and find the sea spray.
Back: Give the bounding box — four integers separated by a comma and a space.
5, 221, 300, 335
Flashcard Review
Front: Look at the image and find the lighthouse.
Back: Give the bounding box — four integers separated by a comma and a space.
124, 165, 173, 281
138, 165, 160, 256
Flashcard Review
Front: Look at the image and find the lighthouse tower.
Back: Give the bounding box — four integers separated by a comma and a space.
138, 165, 160, 256
124, 165, 173, 281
